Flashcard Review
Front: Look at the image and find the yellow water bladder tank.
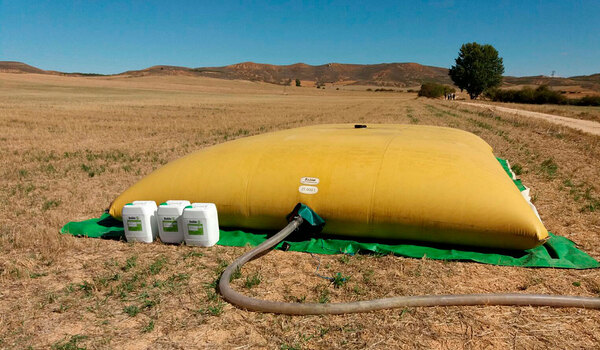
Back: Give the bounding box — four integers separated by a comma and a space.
109, 124, 548, 249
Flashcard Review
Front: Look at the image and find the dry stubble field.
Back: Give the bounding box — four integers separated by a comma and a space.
1, 73, 600, 349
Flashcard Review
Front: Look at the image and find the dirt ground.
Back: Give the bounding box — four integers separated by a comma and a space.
472, 100, 600, 123
460, 102, 600, 136
1, 73, 599, 349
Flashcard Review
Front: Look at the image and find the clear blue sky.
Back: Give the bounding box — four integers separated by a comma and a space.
1, 0, 599, 77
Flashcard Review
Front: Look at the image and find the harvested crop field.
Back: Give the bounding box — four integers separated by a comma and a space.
1, 73, 600, 349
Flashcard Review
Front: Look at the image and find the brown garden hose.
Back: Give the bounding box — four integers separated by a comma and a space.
218, 216, 600, 315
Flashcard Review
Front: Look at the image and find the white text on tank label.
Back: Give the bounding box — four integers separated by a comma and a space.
299, 185, 319, 194
300, 177, 320, 185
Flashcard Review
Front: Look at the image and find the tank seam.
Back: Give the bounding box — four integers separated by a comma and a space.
367, 133, 398, 226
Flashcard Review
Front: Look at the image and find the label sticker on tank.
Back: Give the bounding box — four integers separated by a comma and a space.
299, 185, 319, 194
187, 220, 204, 235
126, 217, 142, 232
300, 177, 320, 185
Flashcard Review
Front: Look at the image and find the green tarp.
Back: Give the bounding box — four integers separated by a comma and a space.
60, 158, 600, 269
60, 213, 598, 269
497, 157, 527, 191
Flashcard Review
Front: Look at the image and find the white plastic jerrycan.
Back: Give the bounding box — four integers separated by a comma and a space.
157, 200, 190, 244
122, 200, 158, 243
182, 203, 219, 247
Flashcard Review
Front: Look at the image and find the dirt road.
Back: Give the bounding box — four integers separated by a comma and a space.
461, 102, 600, 136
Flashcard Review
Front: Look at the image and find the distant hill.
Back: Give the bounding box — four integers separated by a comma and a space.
504, 74, 600, 91
119, 65, 196, 77
120, 62, 453, 87
0, 61, 47, 74
0, 61, 107, 77
1, 60, 599, 91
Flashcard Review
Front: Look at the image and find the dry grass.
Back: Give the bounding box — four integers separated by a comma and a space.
1, 73, 599, 349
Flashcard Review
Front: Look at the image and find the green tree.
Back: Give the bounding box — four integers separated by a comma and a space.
449, 42, 504, 99
295, 78, 301, 87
